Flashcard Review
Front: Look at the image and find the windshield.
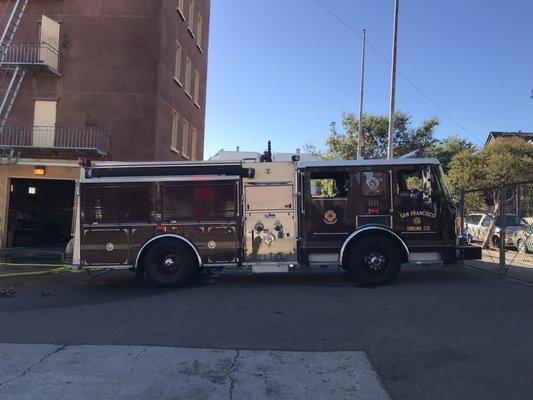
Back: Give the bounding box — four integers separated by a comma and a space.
435, 164, 453, 203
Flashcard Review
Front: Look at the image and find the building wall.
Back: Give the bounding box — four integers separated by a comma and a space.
0, 0, 210, 161
155, 0, 210, 161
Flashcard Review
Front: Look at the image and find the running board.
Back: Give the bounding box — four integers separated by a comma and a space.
250, 263, 292, 273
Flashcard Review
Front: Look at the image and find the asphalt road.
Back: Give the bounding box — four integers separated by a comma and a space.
1, 264, 532, 400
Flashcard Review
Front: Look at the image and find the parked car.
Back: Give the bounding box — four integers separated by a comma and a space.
465, 213, 527, 247
512, 224, 533, 253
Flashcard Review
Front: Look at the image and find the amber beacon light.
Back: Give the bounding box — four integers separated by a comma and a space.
33, 166, 46, 176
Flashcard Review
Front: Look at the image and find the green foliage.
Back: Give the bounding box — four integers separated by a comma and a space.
448, 137, 533, 191
429, 135, 476, 173
448, 137, 533, 213
306, 111, 439, 160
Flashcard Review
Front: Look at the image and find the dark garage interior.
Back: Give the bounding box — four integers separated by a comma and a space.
7, 178, 75, 248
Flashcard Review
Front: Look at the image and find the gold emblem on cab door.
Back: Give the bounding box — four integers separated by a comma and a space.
324, 210, 338, 225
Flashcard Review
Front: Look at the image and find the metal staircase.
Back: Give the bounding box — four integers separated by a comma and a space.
0, 0, 29, 61
0, 0, 30, 132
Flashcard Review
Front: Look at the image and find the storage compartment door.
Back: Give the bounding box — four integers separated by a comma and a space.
82, 228, 129, 266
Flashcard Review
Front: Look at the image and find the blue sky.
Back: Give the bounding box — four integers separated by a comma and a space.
204, 0, 533, 157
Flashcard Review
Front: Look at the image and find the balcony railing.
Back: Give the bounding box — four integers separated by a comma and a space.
0, 43, 60, 74
0, 126, 109, 156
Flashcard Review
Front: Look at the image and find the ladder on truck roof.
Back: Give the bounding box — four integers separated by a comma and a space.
0, 0, 30, 132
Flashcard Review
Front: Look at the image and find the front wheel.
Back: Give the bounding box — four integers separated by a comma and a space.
345, 236, 402, 286
142, 239, 198, 287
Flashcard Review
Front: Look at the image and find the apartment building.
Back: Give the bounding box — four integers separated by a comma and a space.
0, 0, 210, 252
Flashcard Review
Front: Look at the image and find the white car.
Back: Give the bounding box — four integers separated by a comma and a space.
465, 213, 527, 247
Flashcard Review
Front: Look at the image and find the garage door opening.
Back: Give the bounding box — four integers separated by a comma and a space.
7, 178, 75, 249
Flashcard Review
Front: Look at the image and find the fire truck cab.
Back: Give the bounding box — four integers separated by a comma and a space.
78, 157, 481, 287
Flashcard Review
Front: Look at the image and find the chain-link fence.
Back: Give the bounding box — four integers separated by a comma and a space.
459, 181, 533, 283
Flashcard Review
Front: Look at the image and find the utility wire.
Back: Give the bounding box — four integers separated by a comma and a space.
310, 0, 484, 146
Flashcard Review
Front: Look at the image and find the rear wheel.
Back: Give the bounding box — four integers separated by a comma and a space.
346, 236, 402, 286
142, 239, 198, 287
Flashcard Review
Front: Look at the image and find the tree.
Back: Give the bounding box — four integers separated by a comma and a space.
448, 137, 533, 248
429, 135, 476, 173
307, 111, 439, 160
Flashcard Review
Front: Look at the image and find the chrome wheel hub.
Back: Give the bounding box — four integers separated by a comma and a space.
164, 257, 175, 267
364, 252, 387, 273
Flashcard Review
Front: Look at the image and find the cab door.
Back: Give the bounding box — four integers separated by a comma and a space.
301, 168, 353, 253
353, 168, 393, 228
392, 165, 441, 242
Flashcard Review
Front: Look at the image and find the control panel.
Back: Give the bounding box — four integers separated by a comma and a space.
242, 162, 297, 263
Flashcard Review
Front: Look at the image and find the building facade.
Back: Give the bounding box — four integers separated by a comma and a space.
0, 0, 210, 251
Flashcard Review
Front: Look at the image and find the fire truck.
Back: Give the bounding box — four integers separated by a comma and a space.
78, 152, 481, 287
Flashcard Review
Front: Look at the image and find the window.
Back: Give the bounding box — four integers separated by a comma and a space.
190, 127, 197, 160
188, 0, 195, 34
177, 0, 185, 19
174, 40, 182, 84
310, 172, 349, 199
397, 167, 433, 205
194, 70, 200, 106
181, 119, 189, 158
196, 13, 203, 49
481, 216, 492, 228
184, 57, 192, 97
466, 215, 483, 225
170, 110, 179, 152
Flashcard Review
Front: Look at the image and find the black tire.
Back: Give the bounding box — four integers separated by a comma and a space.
142, 239, 198, 287
345, 236, 402, 286
491, 236, 500, 247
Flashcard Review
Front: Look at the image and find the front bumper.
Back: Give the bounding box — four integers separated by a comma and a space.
456, 244, 482, 260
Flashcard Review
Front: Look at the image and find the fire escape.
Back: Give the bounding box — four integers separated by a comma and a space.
0, 0, 109, 158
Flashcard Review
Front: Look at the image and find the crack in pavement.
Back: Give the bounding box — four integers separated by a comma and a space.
0, 344, 68, 387
113, 346, 149, 398
225, 350, 240, 400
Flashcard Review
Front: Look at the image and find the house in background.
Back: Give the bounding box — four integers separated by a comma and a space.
485, 131, 533, 146
209, 147, 318, 162
0, 0, 210, 253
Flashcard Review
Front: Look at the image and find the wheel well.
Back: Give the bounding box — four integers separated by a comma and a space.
135, 235, 202, 272
341, 229, 409, 265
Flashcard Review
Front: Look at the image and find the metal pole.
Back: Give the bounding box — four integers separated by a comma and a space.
387, 0, 399, 159
499, 184, 506, 275
357, 29, 366, 160
459, 189, 465, 233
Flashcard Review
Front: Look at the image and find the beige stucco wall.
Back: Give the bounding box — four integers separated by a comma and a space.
0, 163, 80, 248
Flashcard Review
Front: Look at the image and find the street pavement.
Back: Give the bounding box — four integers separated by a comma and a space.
0, 263, 532, 399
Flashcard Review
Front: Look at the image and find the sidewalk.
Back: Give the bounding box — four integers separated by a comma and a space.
0, 343, 390, 400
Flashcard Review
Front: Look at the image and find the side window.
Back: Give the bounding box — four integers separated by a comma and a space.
397, 166, 433, 205
310, 172, 349, 199
481, 217, 492, 227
